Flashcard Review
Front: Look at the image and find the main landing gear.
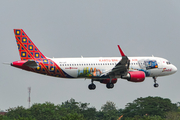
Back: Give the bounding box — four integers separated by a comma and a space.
106, 78, 114, 89
88, 79, 115, 90
106, 83, 114, 89
153, 77, 159, 88
88, 79, 96, 90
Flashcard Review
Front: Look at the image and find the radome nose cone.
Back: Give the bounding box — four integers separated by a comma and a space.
173, 65, 177, 73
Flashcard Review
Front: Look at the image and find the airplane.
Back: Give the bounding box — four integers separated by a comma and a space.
10, 29, 177, 90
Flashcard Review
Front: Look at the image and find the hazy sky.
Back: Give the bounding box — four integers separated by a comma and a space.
0, 0, 180, 111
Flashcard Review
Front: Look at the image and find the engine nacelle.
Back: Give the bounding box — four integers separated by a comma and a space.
122, 71, 145, 82
100, 78, 117, 84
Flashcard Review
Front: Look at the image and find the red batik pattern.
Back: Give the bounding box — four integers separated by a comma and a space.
14, 29, 66, 77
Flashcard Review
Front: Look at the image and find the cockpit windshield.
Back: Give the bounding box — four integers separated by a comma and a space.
166, 61, 171, 65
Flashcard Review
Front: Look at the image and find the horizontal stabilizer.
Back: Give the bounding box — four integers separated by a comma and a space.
23, 60, 38, 68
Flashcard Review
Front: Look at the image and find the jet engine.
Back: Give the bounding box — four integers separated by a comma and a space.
122, 71, 145, 82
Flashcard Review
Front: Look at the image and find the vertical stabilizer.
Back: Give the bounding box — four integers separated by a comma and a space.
14, 29, 46, 60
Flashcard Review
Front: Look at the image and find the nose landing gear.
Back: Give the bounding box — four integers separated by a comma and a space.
153, 77, 159, 88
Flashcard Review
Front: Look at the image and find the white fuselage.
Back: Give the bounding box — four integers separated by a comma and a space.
50, 56, 177, 79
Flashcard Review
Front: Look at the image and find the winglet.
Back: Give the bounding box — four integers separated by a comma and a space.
117, 45, 125, 56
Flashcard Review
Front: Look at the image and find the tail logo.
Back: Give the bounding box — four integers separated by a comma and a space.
13, 29, 73, 78
14, 29, 46, 60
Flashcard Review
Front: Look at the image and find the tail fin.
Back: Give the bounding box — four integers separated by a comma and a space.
14, 29, 46, 60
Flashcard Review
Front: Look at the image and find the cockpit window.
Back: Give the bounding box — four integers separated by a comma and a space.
166, 61, 171, 65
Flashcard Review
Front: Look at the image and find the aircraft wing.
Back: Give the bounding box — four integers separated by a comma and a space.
108, 55, 130, 77
101, 45, 130, 78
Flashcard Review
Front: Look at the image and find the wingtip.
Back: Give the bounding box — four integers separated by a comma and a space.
117, 45, 125, 56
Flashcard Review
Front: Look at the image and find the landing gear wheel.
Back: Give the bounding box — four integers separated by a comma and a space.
88, 84, 96, 90
106, 83, 114, 89
154, 83, 159, 88
153, 77, 159, 88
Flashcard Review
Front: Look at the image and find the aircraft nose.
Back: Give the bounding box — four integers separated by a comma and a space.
172, 65, 177, 73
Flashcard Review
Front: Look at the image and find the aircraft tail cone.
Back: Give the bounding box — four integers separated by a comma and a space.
3, 62, 11, 65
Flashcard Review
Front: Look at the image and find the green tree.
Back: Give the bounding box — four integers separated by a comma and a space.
61, 98, 97, 120
61, 98, 80, 113
122, 96, 178, 119
6, 106, 32, 119
101, 101, 117, 112
81, 107, 97, 120
165, 111, 180, 120
99, 101, 119, 120
5, 100, 85, 120
29, 102, 61, 120
124, 115, 164, 120
177, 102, 180, 112
29, 101, 84, 120
61, 113, 84, 120
0, 115, 3, 120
